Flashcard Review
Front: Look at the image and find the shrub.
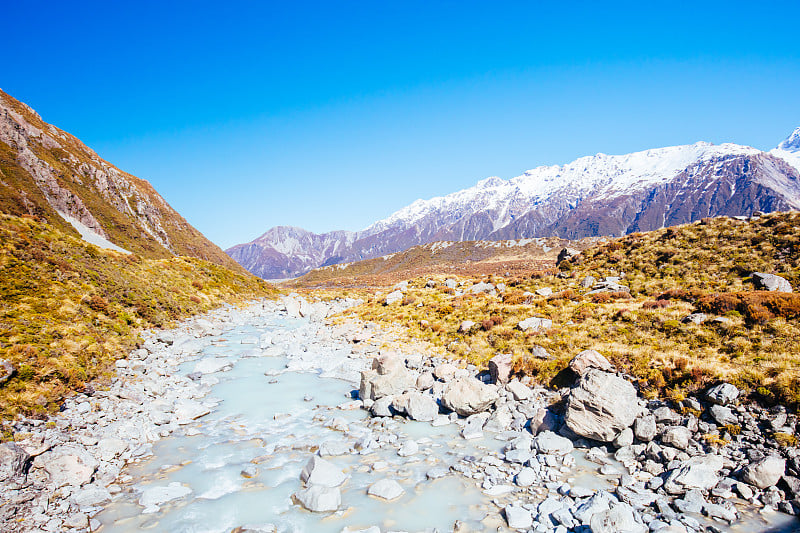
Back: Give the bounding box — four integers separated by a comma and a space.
191, 280, 204, 289
774, 432, 799, 447
88, 295, 113, 316
190, 296, 201, 304
642, 299, 671, 309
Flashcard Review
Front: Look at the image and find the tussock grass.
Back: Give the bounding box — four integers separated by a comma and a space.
0, 214, 278, 420
348, 213, 800, 408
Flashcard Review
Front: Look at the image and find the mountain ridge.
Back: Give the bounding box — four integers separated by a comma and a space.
0, 89, 244, 271
228, 131, 800, 279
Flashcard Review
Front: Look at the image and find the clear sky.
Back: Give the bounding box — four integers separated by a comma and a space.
3, 1, 799, 248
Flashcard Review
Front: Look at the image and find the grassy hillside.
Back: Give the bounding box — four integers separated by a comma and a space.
350, 213, 800, 407
292, 237, 601, 288
0, 89, 245, 271
0, 214, 278, 421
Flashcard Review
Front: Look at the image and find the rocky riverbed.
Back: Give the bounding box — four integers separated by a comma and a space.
1, 295, 799, 532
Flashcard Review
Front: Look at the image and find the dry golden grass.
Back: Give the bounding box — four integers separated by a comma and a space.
0, 213, 279, 421
340, 213, 800, 407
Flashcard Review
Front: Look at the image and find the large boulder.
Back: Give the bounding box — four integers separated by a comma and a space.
488, 353, 513, 384
569, 349, 614, 376
384, 291, 404, 305
293, 485, 341, 512
392, 391, 439, 421
742, 456, 786, 489
35, 445, 99, 488
705, 383, 739, 406
300, 456, 347, 488
752, 272, 792, 293
534, 431, 574, 455
0, 443, 31, 482
589, 502, 647, 533
359, 368, 416, 401
441, 378, 499, 417
517, 317, 553, 332
663, 455, 724, 495
565, 370, 640, 442
0, 359, 15, 384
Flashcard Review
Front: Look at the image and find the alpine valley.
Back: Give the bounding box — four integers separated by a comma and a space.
228, 130, 800, 279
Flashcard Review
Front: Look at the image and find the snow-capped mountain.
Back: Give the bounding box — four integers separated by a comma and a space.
227, 130, 800, 279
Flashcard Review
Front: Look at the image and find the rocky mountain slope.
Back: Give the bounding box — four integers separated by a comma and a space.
229, 129, 800, 279
0, 89, 242, 271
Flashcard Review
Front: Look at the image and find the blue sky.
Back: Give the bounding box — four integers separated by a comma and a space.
3, 1, 799, 248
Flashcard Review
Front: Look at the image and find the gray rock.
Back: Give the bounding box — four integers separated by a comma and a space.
433, 363, 458, 381
581, 276, 596, 289
441, 378, 499, 416
589, 502, 647, 533
614, 427, 634, 448
681, 313, 708, 324
397, 440, 419, 457
574, 490, 615, 524
534, 430, 574, 455
0, 442, 31, 482
458, 320, 476, 333
461, 413, 489, 440
318, 440, 350, 457
663, 455, 724, 494
531, 345, 552, 359
36, 445, 99, 488
709, 404, 738, 426
565, 370, 640, 442
384, 290, 404, 305
705, 383, 739, 406
359, 368, 416, 401
403, 391, 439, 422
300, 456, 347, 488
371, 396, 394, 417
742, 456, 786, 489
505, 503, 533, 529
506, 380, 531, 401
536, 287, 553, 296
293, 485, 341, 512
0, 359, 14, 384
569, 349, 614, 376
488, 353, 513, 384
661, 426, 691, 450
752, 272, 792, 293
517, 317, 553, 332
703, 502, 737, 522
174, 399, 211, 424
367, 479, 405, 501
139, 482, 192, 511
515, 467, 537, 487
416, 371, 435, 390
71, 485, 112, 507
529, 407, 558, 435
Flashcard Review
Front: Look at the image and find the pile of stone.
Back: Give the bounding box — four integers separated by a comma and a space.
358, 346, 800, 531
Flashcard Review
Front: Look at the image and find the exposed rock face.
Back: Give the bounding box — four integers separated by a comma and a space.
228, 138, 800, 279
0, 90, 242, 270
569, 349, 614, 376
565, 370, 641, 442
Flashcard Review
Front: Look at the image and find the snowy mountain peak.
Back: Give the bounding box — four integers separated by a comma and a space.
778, 127, 800, 152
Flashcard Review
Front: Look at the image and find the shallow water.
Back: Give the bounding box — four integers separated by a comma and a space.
96, 313, 800, 533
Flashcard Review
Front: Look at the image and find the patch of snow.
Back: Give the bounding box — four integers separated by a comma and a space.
57, 210, 129, 253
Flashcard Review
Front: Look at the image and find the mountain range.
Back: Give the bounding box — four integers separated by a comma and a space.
0, 89, 242, 271
228, 129, 800, 279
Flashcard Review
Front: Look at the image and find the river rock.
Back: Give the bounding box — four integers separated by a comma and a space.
742, 456, 786, 489
293, 485, 341, 512
194, 357, 233, 374
174, 399, 211, 424
433, 363, 458, 381
284, 297, 303, 318
589, 502, 647, 533
663, 455, 724, 494
506, 380, 531, 401
569, 349, 614, 376
400, 391, 439, 421
709, 404, 738, 425
662, 426, 691, 450
529, 408, 558, 435
359, 368, 416, 401
534, 430, 574, 455
634, 414, 657, 442
752, 272, 792, 293
371, 352, 404, 375
139, 482, 192, 512
318, 440, 350, 457
416, 371, 435, 390
565, 370, 640, 442
441, 378, 499, 416
706, 383, 739, 405
371, 396, 394, 417
504, 503, 533, 529
367, 479, 405, 501
488, 353, 513, 384
300, 456, 347, 488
